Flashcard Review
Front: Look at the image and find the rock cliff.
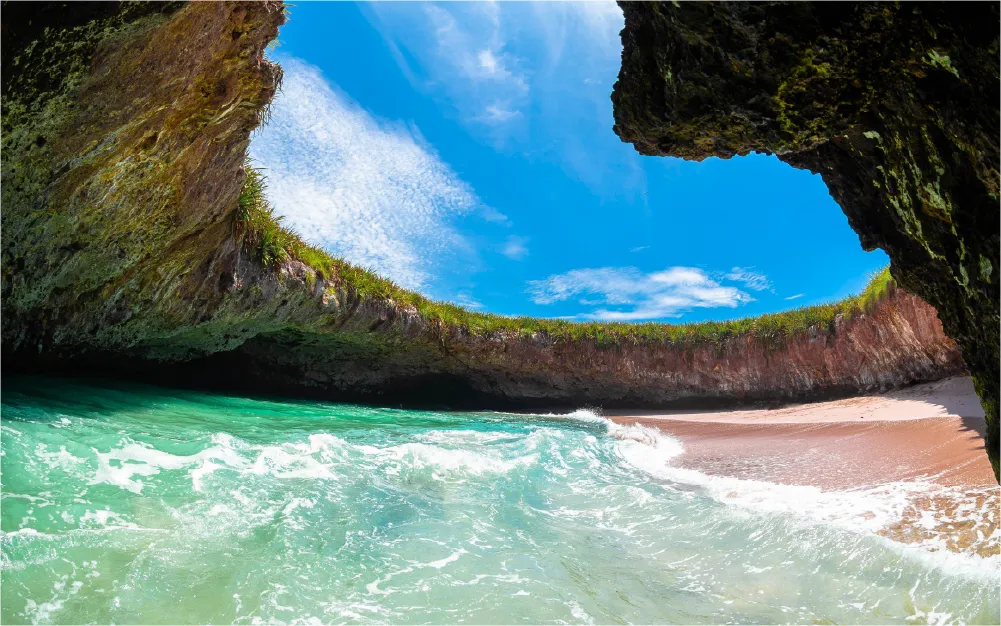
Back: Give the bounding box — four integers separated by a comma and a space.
0, 3, 973, 448
2, 0, 284, 356
611, 1, 999, 479
148, 279, 965, 411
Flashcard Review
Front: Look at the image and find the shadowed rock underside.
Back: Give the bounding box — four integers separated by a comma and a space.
612, 1, 999, 480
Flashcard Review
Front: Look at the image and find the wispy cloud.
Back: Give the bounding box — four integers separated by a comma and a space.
482, 103, 522, 124
527, 0, 623, 75
371, 2, 529, 140
630, 245, 650, 253
454, 292, 484, 309
724, 267, 773, 292
480, 205, 510, 224
785, 294, 805, 301
519, 1, 643, 194
365, 1, 638, 194
474, 49, 523, 85
477, 49, 502, 74
527, 266, 754, 321
501, 235, 529, 260
249, 56, 482, 290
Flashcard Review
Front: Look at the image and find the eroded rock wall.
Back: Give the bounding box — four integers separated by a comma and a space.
0, 3, 971, 434
612, 1, 999, 479
2, 0, 284, 357
186, 282, 962, 410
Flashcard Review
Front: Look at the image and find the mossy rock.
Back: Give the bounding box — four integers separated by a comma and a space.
612, 1, 999, 480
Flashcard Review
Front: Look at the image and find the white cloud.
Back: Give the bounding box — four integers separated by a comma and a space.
630, 245, 650, 253
463, 47, 525, 88
249, 57, 481, 290
366, 1, 626, 158
483, 104, 522, 124
478, 49, 499, 73
785, 293, 805, 301
364, 0, 637, 190
362, 2, 646, 195
502, 236, 529, 260
477, 49, 516, 78
480, 205, 510, 224
454, 292, 484, 309
528, 0, 623, 72
526, 266, 754, 321
416, 4, 528, 123
724, 267, 773, 292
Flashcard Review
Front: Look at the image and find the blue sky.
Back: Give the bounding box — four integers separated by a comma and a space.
249, 1, 889, 323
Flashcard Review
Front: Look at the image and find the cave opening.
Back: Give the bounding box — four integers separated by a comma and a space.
248, 2, 889, 328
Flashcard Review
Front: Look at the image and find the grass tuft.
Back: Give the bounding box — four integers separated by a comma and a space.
235, 164, 294, 267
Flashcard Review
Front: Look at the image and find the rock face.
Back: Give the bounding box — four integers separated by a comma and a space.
139, 282, 966, 411
612, 1, 999, 480
2, 0, 284, 359
0, 4, 970, 434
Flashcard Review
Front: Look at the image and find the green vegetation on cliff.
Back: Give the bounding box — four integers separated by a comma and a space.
236, 160, 895, 348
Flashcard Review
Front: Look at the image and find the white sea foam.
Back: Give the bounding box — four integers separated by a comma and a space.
422, 548, 467, 569
542, 408, 1000, 579
368, 442, 537, 479
83, 424, 545, 497
250, 443, 338, 480
568, 599, 594, 624
90, 440, 248, 494
33, 444, 84, 472
79, 509, 135, 529
415, 429, 516, 445
5, 392, 998, 624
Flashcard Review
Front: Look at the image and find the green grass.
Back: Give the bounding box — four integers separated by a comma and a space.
235, 160, 895, 347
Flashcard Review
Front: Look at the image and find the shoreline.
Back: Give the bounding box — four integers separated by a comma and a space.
606, 376, 994, 489
605, 376, 985, 425
606, 376, 997, 559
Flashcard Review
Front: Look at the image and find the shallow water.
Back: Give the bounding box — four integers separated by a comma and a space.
1, 377, 998, 624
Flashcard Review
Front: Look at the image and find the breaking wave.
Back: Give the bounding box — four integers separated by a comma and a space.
1, 380, 997, 624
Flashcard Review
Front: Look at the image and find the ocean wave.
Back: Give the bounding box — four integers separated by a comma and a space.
533, 407, 1000, 577
4, 394, 997, 624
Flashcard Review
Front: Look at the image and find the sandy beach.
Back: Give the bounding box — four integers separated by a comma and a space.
608, 376, 997, 557
607, 376, 994, 489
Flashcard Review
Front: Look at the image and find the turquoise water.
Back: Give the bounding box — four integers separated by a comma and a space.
1, 377, 998, 625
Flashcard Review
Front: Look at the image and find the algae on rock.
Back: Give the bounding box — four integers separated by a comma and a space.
612, 1, 1000, 480
2, 1, 286, 357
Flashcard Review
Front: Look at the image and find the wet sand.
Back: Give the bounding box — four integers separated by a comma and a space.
606, 376, 994, 489
607, 376, 998, 557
